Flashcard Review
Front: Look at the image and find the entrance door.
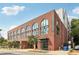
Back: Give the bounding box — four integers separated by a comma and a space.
41, 39, 48, 50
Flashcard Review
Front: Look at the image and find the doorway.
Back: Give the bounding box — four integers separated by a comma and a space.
40, 38, 48, 50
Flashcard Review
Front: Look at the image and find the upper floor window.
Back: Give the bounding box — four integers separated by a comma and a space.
11, 32, 13, 36
25, 26, 31, 31
17, 30, 20, 34
25, 26, 31, 36
14, 31, 16, 35
41, 19, 48, 35
56, 21, 60, 35
21, 28, 25, 33
32, 23, 39, 36
8, 32, 11, 37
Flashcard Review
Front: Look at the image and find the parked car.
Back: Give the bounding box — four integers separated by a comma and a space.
63, 43, 68, 51
75, 45, 79, 50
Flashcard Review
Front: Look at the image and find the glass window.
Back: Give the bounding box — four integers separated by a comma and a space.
11, 32, 13, 36
41, 19, 48, 35
32, 23, 39, 36
25, 26, 31, 36
21, 28, 25, 33
25, 26, 31, 31
52, 16, 54, 31
14, 31, 16, 35
17, 30, 20, 34
56, 21, 60, 35
20, 28, 25, 39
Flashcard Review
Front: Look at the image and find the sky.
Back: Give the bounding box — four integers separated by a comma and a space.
0, 3, 79, 39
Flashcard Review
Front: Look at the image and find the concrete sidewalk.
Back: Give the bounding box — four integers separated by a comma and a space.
0, 49, 69, 55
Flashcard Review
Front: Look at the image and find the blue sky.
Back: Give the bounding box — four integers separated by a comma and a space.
0, 3, 79, 38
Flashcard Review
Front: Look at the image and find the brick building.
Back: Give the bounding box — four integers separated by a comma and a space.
8, 8, 70, 50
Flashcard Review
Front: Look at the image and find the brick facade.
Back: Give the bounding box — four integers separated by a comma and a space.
8, 9, 69, 51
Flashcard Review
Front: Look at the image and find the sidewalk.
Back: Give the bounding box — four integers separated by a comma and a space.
0, 48, 69, 55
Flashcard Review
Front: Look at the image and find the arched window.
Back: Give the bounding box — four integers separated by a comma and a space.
16, 29, 21, 40
32, 23, 39, 36
25, 26, 31, 36
25, 26, 31, 31
41, 19, 48, 35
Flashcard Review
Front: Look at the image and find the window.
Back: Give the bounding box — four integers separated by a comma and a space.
9, 32, 11, 37
8, 32, 11, 40
52, 16, 54, 31
41, 19, 48, 35
32, 23, 39, 36
25, 26, 31, 36
17, 30, 20, 34
56, 21, 60, 35
10, 32, 13, 40
11, 32, 13, 36
25, 26, 31, 31
16, 30, 20, 39
20, 28, 25, 38
14, 31, 16, 35
63, 11, 66, 20
21, 28, 25, 33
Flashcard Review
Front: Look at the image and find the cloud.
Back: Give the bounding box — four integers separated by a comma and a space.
0, 25, 18, 39
0, 27, 8, 39
68, 15, 79, 25
68, 15, 79, 21
72, 7, 79, 14
1, 5, 25, 15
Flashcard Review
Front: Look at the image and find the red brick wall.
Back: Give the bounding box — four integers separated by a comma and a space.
8, 10, 69, 51
54, 11, 68, 50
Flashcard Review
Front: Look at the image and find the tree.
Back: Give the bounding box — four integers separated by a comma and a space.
28, 35, 38, 49
12, 41, 20, 48
71, 19, 79, 45
8, 41, 20, 48
8, 41, 13, 48
0, 37, 8, 48
0, 37, 5, 46
2, 40, 8, 48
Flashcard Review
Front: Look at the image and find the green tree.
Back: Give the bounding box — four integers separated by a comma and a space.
12, 41, 20, 48
8, 41, 13, 48
2, 40, 8, 48
28, 35, 38, 49
0, 37, 8, 48
8, 41, 20, 48
0, 37, 5, 46
71, 19, 79, 45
